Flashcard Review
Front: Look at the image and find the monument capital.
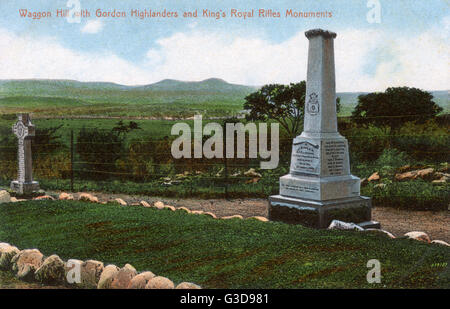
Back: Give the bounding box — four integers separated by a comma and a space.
305, 29, 337, 40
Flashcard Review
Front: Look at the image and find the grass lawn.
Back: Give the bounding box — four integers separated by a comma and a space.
0, 200, 448, 288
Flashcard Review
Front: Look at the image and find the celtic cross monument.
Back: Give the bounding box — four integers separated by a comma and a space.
269, 29, 377, 228
10, 113, 40, 195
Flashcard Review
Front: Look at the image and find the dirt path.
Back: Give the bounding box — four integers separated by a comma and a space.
53, 191, 450, 242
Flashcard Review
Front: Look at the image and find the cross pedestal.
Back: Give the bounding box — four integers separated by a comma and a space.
10, 114, 39, 195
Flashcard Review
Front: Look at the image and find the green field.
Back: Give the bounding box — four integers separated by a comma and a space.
2, 79, 446, 118
0, 79, 448, 211
0, 200, 448, 288
0, 79, 255, 118
0, 117, 183, 142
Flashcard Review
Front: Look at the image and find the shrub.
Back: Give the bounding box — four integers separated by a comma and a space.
76, 128, 125, 180
362, 180, 448, 210
393, 120, 449, 162
375, 148, 410, 168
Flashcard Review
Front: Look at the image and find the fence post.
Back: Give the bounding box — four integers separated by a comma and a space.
224, 157, 229, 200
70, 129, 74, 192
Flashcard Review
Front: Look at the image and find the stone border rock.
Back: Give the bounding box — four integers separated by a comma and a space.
327, 219, 449, 246
52, 192, 270, 222
0, 241, 202, 289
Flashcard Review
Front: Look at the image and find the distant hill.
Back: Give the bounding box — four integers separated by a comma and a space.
0, 78, 447, 118
0, 78, 257, 118
0, 78, 256, 96
0, 79, 129, 92
134, 78, 256, 93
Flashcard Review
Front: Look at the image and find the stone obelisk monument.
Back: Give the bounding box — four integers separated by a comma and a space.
10, 114, 39, 195
269, 29, 376, 228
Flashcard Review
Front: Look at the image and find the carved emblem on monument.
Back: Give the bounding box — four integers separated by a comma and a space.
13, 120, 27, 139
306, 93, 319, 115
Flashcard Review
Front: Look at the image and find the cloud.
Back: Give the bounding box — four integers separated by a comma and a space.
146, 30, 308, 86
144, 23, 449, 91
0, 16, 448, 92
0, 28, 151, 85
81, 20, 104, 34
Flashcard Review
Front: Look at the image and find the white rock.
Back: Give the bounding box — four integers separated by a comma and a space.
12, 249, 44, 281
328, 220, 364, 231
79, 193, 99, 203
221, 215, 243, 220
0, 190, 11, 203
203, 212, 217, 219
127, 271, 155, 289
154, 201, 165, 209
145, 276, 174, 289
248, 216, 269, 222
110, 264, 137, 289
431, 240, 450, 247
404, 231, 431, 243
97, 264, 120, 289
35, 254, 65, 284
0, 244, 20, 270
59, 192, 74, 200
114, 198, 127, 206
175, 282, 202, 289
363, 229, 396, 239
140, 200, 151, 208
66, 259, 104, 288
33, 195, 55, 200
177, 207, 191, 213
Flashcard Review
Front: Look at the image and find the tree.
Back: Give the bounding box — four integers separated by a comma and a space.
76, 128, 125, 180
244, 82, 306, 138
112, 120, 141, 136
351, 87, 442, 131
77, 121, 141, 180
336, 97, 342, 114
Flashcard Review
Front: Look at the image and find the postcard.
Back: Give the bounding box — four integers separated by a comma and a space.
0, 0, 448, 298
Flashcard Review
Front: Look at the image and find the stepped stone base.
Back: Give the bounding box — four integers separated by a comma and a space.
269, 195, 371, 229
280, 174, 361, 201
10, 180, 39, 195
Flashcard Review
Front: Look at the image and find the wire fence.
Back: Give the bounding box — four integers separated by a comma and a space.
0, 117, 449, 199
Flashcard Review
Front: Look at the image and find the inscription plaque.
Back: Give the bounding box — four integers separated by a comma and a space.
323, 140, 346, 176
290, 141, 320, 175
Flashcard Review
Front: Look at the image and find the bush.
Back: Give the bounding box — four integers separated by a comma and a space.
76, 128, 126, 180
345, 124, 390, 161
393, 120, 449, 162
362, 180, 448, 210
375, 148, 410, 168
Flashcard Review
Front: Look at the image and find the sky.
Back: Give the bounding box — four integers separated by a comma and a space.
0, 0, 448, 92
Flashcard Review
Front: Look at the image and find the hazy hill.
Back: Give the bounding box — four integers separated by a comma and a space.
0, 79, 447, 117
0, 78, 256, 118
0, 78, 256, 96
134, 78, 256, 93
